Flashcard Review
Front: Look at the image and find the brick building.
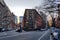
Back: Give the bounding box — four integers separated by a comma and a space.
22, 9, 46, 31
0, 0, 17, 29
10, 13, 17, 29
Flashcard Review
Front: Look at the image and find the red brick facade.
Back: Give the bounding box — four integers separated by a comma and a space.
22, 9, 46, 31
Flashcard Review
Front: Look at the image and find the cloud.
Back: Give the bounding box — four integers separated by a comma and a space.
4, 0, 49, 16
9, 6, 32, 16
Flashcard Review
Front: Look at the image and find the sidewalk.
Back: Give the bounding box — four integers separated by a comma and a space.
38, 29, 50, 40
50, 35, 53, 40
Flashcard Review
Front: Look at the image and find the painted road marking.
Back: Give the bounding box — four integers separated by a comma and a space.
38, 29, 49, 40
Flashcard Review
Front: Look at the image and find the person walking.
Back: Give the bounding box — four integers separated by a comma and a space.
19, 23, 22, 32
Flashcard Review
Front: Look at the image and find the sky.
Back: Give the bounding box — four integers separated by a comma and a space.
4, 0, 48, 16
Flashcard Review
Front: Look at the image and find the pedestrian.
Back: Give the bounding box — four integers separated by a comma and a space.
19, 23, 22, 32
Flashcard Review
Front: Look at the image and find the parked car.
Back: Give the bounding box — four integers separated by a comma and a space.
16, 29, 22, 32
53, 28, 60, 40
7, 28, 13, 31
0, 28, 5, 32
40, 28, 47, 31
16, 29, 20, 32
16, 28, 22, 32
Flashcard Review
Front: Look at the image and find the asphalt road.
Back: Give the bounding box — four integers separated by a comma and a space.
0, 29, 50, 40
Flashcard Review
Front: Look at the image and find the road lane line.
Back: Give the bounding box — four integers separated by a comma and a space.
38, 29, 49, 40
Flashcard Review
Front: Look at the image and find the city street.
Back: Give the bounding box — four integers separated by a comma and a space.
0, 0, 60, 40
0, 29, 50, 40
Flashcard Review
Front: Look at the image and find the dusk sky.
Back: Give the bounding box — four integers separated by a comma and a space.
4, 0, 48, 16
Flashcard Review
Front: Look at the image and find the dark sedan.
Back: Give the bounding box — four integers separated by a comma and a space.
0, 28, 5, 32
